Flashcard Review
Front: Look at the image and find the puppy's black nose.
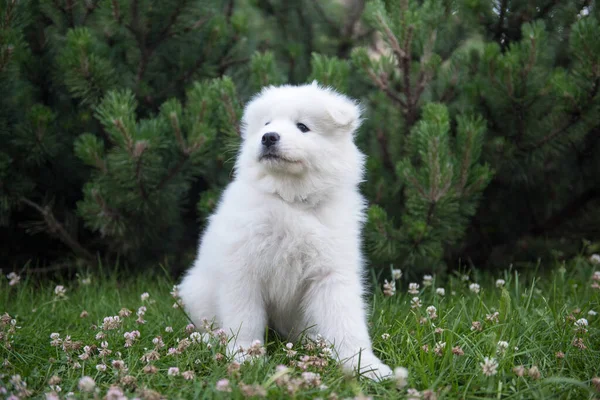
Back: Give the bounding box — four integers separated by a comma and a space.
261, 132, 280, 148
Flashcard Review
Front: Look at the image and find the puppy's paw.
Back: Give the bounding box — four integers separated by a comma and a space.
359, 361, 393, 382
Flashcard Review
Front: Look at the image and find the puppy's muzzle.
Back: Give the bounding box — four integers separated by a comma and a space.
261, 132, 280, 148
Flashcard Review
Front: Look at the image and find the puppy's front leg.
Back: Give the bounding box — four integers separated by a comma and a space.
302, 272, 392, 381
218, 279, 266, 363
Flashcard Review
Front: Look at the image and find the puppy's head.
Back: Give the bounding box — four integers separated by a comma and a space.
236, 82, 364, 200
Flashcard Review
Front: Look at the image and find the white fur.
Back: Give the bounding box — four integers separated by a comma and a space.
178, 82, 392, 380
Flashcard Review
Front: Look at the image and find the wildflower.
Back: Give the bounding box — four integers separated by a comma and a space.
244, 339, 266, 358
79, 310, 88, 318
394, 367, 408, 388
422, 275, 433, 287
185, 324, 195, 333
426, 306, 437, 319
80, 277, 91, 285
435, 288, 445, 296
408, 283, 420, 294
165, 326, 173, 333
575, 318, 588, 328
421, 344, 429, 353
588, 310, 597, 316
170, 285, 180, 298
239, 383, 267, 397
72, 362, 82, 369
111, 360, 127, 372
392, 269, 402, 280
433, 341, 446, 356
216, 379, 232, 392
77, 377, 95, 392
419, 316, 428, 324
461, 274, 470, 281
434, 327, 443, 334
227, 361, 241, 375
120, 375, 136, 388
141, 292, 150, 301
469, 283, 480, 294
105, 385, 125, 400
452, 346, 464, 356
52, 286, 67, 298
486, 312, 500, 323
96, 363, 107, 372
513, 365, 525, 377
471, 321, 482, 331
572, 337, 587, 349
480, 357, 498, 376
143, 365, 158, 374
383, 280, 395, 296
381, 333, 390, 340
301, 372, 322, 387
496, 279, 506, 288
102, 316, 121, 330
140, 350, 160, 363
95, 331, 106, 340
528, 366, 541, 380
48, 376, 61, 386
173, 299, 185, 308
7, 272, 20, 286
182, 370, 195, 380
167, 367, 180, 376
284, 342, 297, 357
152, 336, 165, 348
411, 297, 422, 309
591, 377, 600, 392
50, 333, 62, 347
118, 308, 132, 318
555, 351, 565, 359
407, 388, 421, 400
592, 271, 600, 281
590, 254, 600, 264
497, 341, 509, 355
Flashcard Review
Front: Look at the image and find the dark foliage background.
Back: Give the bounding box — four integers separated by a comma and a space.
1, 0, 599, 278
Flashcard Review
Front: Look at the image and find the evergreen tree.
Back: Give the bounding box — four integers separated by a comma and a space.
1, 0, 599, 276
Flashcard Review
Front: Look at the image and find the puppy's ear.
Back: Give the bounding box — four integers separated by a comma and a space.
326, 97, 362, 129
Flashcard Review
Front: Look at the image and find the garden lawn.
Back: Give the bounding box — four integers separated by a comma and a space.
1, 258, 600, 399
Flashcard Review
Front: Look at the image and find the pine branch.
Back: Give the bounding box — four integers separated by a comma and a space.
494, 0, 508, 45
20, 197, 96, 264
156, 155, 189, 192
376, 127, 395, 174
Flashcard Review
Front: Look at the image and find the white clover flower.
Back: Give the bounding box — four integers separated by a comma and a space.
96, 364, 107, 372
469, 283, 481, 294
7, 272, 20, 286
167, 367, 180, 376
480, 357, 498, 376
408, 283, 420, 294
588, 310, 597, 316
77, 377, 95, 392
497, 341, 509, 355
590, 254, 600, 265
393, 367, 409, 389
575, 318, 588, 327
496, 279, 506, 288
383, 279, 396, 296
410, 297, 421, 308
165, 326, 173, 333
422, 275, 433, 287
436, 287, 445, 296
216, 378, 231, 392
381, 333, 390, 340
392, 269, 402, 280
54, 285, 67, 298
426, 305, 437, 319
140, 292, 150, 301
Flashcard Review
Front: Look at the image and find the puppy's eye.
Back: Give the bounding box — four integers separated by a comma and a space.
296, 123, 310, 133
265, 122, 271, 126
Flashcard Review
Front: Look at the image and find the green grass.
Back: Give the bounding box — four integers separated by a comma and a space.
1, 258, 599, 399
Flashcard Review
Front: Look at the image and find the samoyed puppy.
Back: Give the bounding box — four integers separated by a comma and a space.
178, 82, 392, 380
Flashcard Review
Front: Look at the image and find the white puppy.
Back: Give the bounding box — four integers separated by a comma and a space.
178, 82, 392, 380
